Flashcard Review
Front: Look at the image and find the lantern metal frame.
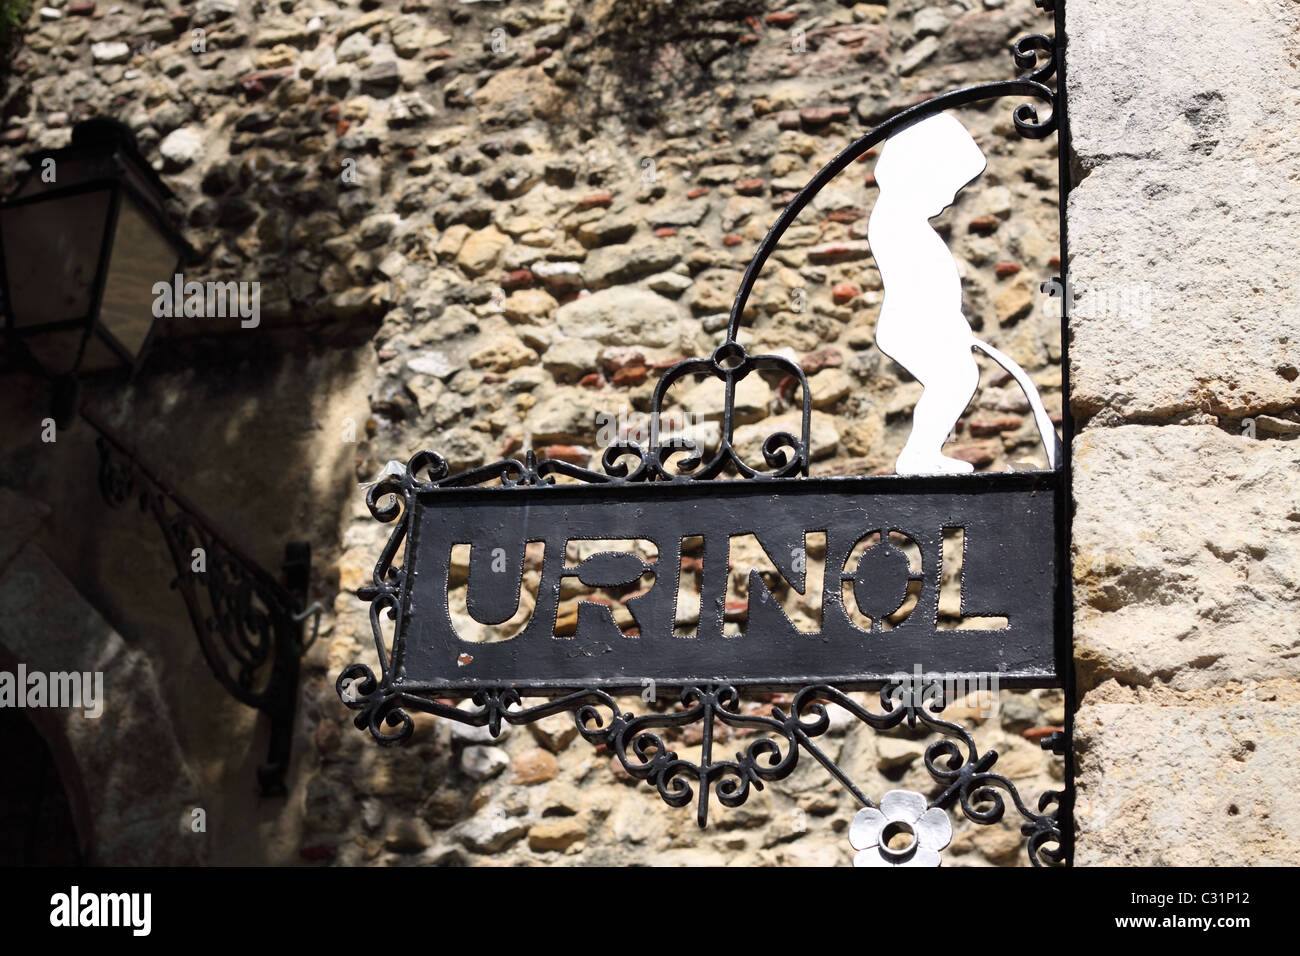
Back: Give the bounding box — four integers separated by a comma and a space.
0, 117, 191, 409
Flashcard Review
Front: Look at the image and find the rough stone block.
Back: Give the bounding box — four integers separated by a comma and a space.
1066, 0, 1300, 421
1073, 425, 1300, 691
1075, 680, 1300, 865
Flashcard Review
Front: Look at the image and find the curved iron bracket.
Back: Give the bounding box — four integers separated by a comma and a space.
89, 411, 311, 796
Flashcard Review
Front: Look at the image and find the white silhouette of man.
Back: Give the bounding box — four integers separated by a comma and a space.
868, 113, 988, 475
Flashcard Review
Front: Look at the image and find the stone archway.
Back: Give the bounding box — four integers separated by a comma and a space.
0, 488, 208, 865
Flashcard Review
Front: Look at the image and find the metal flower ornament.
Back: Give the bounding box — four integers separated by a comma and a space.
850, 790, 953, 867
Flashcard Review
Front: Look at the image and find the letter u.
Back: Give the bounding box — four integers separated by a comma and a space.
459, 540, 543, 626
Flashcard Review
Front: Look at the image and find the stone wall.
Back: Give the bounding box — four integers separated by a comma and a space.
2, 0, 1074, 865
1067, 0, 1300, 864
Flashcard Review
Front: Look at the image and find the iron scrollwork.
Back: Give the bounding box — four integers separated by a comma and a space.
337, 670, 1065, 866
89, 415, 311, 796
339, 13, 1071, 865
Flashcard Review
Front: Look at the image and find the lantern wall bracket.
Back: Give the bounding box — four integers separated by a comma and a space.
85, 408, 311, 797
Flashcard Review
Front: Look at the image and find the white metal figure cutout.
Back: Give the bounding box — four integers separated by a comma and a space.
868, 112, 1058, 476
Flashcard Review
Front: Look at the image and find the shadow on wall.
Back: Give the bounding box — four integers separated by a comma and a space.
585, 0, 768, 126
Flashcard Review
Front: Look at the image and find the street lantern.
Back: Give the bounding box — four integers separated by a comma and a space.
0, 118, 311, 796
0, 117, 190, 414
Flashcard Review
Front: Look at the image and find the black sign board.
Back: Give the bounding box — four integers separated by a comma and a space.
400, 472, 1057, 693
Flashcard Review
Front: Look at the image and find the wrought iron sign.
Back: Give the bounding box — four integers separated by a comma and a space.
340, 1, 1072, 865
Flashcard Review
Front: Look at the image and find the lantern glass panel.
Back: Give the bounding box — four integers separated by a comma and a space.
98, 193, 178, 361
1, 187, 113, 329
